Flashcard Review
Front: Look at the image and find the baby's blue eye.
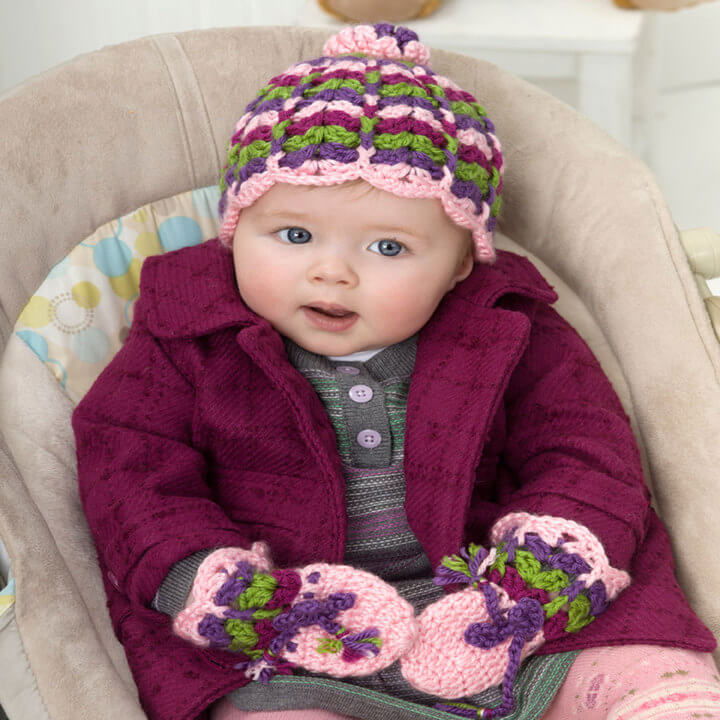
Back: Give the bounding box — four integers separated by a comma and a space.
277, 227, 311, 244
370, 239, 405, 257
275, 227, 406, 256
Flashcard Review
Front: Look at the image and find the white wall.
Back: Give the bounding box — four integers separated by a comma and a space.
0, 0, 304, 95
2, 0, 720, 96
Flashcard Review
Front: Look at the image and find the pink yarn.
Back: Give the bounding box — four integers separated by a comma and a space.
172, 545, 418, 679
400, 585, 544, 698
173, 543, 275, 644
490, 512, 631, 600
322, 24, 431, 65
281, 563, 417, 677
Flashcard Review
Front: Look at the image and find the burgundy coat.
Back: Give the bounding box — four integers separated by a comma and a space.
72, 238, 715, 720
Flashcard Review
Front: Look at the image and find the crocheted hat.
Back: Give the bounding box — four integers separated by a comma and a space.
218, 23, 504, 264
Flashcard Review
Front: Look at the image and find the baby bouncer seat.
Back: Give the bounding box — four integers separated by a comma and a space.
0, 24, 719, 720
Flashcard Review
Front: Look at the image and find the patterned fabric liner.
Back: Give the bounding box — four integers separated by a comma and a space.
0, 571, 14, 620
13, 185, 222, 404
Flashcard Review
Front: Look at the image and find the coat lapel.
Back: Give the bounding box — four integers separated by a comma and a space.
402, 249, 559, 566
235, 321, 350, 560
404, 293, 535, 567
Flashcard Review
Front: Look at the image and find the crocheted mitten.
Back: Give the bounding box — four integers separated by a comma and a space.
400, 513, 631, 718
173, 542, 417, 682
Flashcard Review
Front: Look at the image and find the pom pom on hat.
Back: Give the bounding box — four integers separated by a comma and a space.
322, 23, 431, 64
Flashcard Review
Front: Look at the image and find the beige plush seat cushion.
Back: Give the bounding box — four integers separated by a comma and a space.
0, 25, 718, 720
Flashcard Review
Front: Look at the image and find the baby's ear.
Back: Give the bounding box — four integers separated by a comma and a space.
450, 244, 475, 289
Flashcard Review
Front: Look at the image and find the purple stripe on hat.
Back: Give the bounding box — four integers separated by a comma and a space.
308, 55, 367, 67
292, 81, 309, 99
223, 167, 236, 190
369, 147, 409, 165
371, 149, 445, 180
443, 145, 457, 174
245, 95, 265, 114
317, 142, 360, 161
307, 86, 365, 105
450, 177, 484, 214
251, 95, 291, 117
239, 156, 267, 183
455, 113, 489, 134
278, 143, 360, 169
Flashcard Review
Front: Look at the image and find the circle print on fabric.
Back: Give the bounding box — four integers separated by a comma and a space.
135, 231, 163, 257
71, 327, 110, 364
94, 237, 133, 277
18, 296, 52, 329
15, 330, 49, 362
50, 291, 94, 334
158, 216, 202, 252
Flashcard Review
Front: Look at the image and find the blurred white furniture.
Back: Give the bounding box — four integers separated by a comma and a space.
301, 0, 660, 161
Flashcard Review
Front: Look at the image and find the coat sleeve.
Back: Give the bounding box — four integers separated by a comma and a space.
494, 299, 652, 573
72, 280, 253, 610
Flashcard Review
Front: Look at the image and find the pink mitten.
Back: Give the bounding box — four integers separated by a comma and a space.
173, 542, 417, 682
400, 513, 630, 718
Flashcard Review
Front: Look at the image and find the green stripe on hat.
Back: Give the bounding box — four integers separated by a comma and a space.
281, 125, 361, 152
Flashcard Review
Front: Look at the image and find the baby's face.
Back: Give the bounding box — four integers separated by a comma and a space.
232, 180, 474, 356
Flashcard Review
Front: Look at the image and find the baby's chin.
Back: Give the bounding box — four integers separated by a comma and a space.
285, 333, 383, 358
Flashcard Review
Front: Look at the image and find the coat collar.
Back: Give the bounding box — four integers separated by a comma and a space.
143, 237, 558, 338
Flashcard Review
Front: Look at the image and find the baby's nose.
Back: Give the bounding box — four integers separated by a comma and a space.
308, 256, 358, 285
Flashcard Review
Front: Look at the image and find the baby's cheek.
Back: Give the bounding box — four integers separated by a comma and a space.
236, 271, 282, 313
374, 287, 441, 330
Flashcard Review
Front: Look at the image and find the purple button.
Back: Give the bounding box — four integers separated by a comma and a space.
356, 429, 381, 448
348, 384, 373, 403
337, 365, 360, 375
107, 571, 120, 590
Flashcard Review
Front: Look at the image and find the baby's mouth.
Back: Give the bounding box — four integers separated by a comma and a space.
305, 305, 356, 318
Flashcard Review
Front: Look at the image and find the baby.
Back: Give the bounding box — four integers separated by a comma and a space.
72, 22, 719, 720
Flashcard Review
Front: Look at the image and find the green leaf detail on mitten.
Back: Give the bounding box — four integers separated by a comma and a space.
566, 594, 595, 632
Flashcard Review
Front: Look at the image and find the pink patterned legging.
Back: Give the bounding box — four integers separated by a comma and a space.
211, 645, 720, 720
